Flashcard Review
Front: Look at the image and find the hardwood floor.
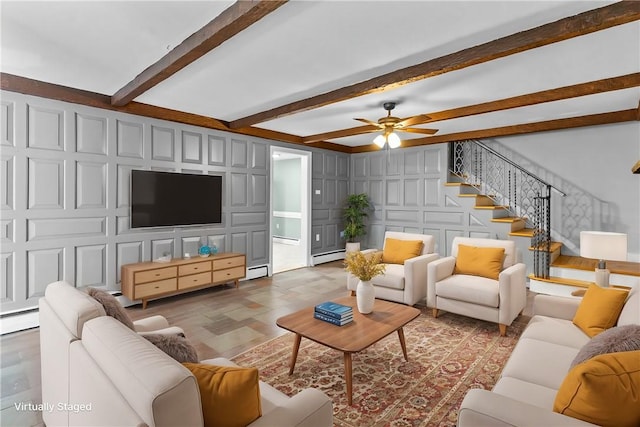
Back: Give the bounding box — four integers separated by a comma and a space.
0, 261, 536, 426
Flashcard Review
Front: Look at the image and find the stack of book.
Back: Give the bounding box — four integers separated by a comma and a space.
314, 301, 353, 326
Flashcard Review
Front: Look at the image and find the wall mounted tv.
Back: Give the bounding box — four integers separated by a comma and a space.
131, 170, 222, 228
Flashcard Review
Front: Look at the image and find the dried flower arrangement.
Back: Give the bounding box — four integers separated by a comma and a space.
344, 251, 386, 281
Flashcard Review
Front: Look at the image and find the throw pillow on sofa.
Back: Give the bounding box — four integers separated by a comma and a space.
572, 284, 628, 337
553, 350, 640, 427
182, 363, 261, 427
87, 287, 135, 330
453, 244, 505, 280
382, 238, 423, 264
571, 324, 640, 368
144, 333, 198, 363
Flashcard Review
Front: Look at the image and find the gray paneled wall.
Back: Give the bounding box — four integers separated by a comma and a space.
0, 91, 349, 314
350, 146, 494, 256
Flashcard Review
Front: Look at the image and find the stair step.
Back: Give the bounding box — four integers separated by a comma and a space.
528, 274, 631, 290
553, 255, 640, 277
529, 241, 562, 253
509, 228, 536, 237
474, 205, 508, 210
491, 216, 524, 223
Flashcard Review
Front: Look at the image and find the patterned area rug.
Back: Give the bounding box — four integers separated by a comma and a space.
231, 308, 530, 426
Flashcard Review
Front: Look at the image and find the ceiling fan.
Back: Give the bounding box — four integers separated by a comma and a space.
354, 102, 438, 148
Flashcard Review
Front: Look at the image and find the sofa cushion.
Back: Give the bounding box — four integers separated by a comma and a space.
573, 284, 628, 337
183, 363, 261, 427
493, 376, 558, 410
453, 244, 505, 280
371, 263, 405, 290
382, 238, 423, 265
571, 324, 640, 368
618, 288, 639, 326
87, 287, 135, 330
44, 281, 105, 338
522, 316, 590, 349
554, 350, 640, 427
435, 274, 499, 307
144, 334, 199, 363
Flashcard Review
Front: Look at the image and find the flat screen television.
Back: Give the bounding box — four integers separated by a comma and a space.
130, 170, 222, 228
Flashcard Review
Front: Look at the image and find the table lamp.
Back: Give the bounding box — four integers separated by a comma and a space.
579, 231, 627, 287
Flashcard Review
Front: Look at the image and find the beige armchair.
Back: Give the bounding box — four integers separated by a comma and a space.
427, 237, 526, 336
347, 231, 438, 306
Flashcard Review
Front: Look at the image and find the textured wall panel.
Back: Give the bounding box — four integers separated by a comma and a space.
337, 156, 348, 177
230, 173, 248, 206
387, 152, 401, 176
181, 237, 201, 257
1, 253, 13, 302
231, 212, 267, 227
325, 224, 337, 247
28, 158, 64, 209
337, 180, 348, 206
208, 135, 226, 166
353, 180, 367, 194
76, 161, 106, 209
116, 120, 143, 159
369, 180, 383, 206
252, 142, 268, 170
76, 114, 106, 155
370, 156, 384, 177
28, 248, 63, 298
385, 180, 401, 206
117, 165, 139, 209
324, 179, 336, 205
404, 179, 419, 206
424, 178, 441, 206
312, 209, 330, 220
206, 235, 226, 253
75, 245, 106, 287
28, 218, 105, 240
1, 155, 13, 210
369, 224, 385, 249
325, 154, 336, 176
312, 179, 323, 205
424, 147, 442, 174
151, 126, 175, 161
386, 210, 419, 223
311, 226, 322, 250
405, 151, 421, 175
151, 239, 174, 260
312, 153, 323, 175
28, 105, 63, 150
251, 174, 267, 207
444, 229, 465, 255
1, 101, 13, 146
182, 131, 203, 164
1, 219, 13, 244
470, 230, 492, 238
231, 139, 248, 168
251, 230, 267, 262
353, 157, 367, 177
425, 211, 464, 225
231, 232, 248, 255
116, 242, 142, 282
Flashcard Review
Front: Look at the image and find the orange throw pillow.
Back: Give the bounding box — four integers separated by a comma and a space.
382, 238, 423, 264
573, 284, 628, 337
453, 244, 505, 280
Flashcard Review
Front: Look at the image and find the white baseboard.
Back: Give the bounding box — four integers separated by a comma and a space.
1, 311, 39, 334
311, 250, 345, 266
246, 265, 268, 280
273, 237, 300, 245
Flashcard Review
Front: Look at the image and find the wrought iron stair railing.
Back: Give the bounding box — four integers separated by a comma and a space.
449, 140, 566, 279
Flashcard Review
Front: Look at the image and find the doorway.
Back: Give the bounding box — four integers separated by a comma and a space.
270, 147, 311, 274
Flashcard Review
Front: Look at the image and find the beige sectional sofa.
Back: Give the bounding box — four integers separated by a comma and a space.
39, 281, 332, 427
457, 287, 639, 427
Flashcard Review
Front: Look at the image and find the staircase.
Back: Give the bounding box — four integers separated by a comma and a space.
447, 140, 639, 296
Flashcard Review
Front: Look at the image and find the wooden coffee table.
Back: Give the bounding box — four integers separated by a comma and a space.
276, 296, 420, 405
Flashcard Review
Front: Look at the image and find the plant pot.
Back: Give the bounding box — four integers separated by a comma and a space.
345, 242, 361, 253
356, 280, 375, 314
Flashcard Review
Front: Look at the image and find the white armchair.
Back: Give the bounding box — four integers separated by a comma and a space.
427, 237, 527, 336
347, 231, 438, 306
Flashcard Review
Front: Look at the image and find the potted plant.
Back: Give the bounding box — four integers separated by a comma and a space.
344, 251, 386, 313
342, 193, 370, 253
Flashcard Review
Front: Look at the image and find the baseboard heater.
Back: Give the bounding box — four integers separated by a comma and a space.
311, 250, 346, 266
245, 265, 268, 280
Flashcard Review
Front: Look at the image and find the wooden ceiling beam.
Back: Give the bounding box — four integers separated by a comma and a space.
111, 0, 288, 107
1, 73, 351, 153
303, 73, 640, 143
350, 109, 638, 153
229, 1, 640, 129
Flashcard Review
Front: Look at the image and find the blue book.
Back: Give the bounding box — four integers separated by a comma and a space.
314, 311, 353, 326
314, 301, 353, 319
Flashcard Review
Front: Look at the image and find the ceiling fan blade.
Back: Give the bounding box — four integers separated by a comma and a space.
395, 114, 432, 128
302, 125, 379, 144
400, 127, 439, 135
354, 118, 382, 127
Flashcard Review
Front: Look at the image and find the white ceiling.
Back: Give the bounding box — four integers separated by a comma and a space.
1, 1, 638, 149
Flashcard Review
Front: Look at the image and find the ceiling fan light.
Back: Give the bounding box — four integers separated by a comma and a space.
373, 134, 386, 148
388, 132, 401, 148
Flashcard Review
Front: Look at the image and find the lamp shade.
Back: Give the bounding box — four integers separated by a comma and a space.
579, 231, 627, 261
373, 134, 386, 148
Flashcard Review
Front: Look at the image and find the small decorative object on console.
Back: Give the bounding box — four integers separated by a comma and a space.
198, 245, 211, 257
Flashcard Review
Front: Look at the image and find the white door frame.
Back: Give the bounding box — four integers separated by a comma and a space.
269, 146, 311, 275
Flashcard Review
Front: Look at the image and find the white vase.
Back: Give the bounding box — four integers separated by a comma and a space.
356, 280, 375, 314
345, 242, 361, 253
